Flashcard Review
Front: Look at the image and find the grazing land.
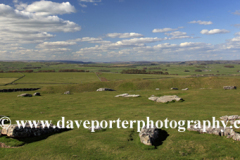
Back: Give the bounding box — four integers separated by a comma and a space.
1, 61, 240, 159
16, 72, 100, 84
0, 78, 18, 85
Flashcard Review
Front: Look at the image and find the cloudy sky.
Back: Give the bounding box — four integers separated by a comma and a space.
1, 0, 240, 62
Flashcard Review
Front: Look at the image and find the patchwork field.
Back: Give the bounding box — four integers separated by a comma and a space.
0, 78, 18, 85
1, 62, 240, 159
1, 61, 240, 76
16, 72, 100, 84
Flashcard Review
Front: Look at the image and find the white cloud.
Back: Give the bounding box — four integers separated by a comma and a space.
0, 47, 74, 60
233, 10, 240, 15
152, 27, 183, 33
106, 32, 144, 38
180, 42, 206, 47
74, 37, 166, 60
114, 37, 164, 46
165, 31, 187, 37
165, 31, 193, 40
36, 41, 77, 49
24, 1, 76, 16
74, 40, 217, 61
152, 28, 178, 33
189, 20, 213, 25
0, 3, 80, 45
234, 24, 240, 28
71, 37, 111, 44
200, 29, 230, 35
13, 0, 28, 10
0, 2, 81, 60
230, 37, 240, 42
79, 3, 87, 7
80, 37, 103, 42
79, 0, 101, 7
235, 32, 240, 36
79, 0, 101, 2
75, 37, 163, 54
153, 43, 178, 49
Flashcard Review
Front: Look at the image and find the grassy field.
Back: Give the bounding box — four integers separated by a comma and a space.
14, 72, 100, 84
0, 73, 23, 78
1, 62, 240, 159
0, 78, 18, 85
1, 61, 240, 76
0, 88, 240, 159
97, 72, 184, 81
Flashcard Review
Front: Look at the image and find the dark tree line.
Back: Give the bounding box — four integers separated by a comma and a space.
59, 69, 87, 72
38, 70, 55, 72
121, 69, 169, 75
224, 65, 234, 68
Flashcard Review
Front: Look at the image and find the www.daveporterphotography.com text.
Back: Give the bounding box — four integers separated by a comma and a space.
1, 117, 240, 133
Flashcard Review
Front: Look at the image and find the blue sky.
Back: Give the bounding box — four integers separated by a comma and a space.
1, 0, 240, 62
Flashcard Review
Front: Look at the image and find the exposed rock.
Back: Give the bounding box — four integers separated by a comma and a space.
188, 125, 240, 141
220, 115, 240, 125
1, 127, 8, 135
1, 123, 64, 138
148, 95, 183, 103
171, 88, 178, 90
96, 88, 115, 91
17, 93, 32, 97
182, 88, 188, 90
64, 91, 70, 94
115, 93, 140, 98
0, 142, 18, 148
88, 126, 102, 131
33, 92, 41, 96
148, 95, 158, 101
139, 125, 159, 146
220, 115, 239, 121
223, 86, 237, 90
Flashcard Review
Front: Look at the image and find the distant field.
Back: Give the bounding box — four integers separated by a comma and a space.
1, 61, 240, 159
0, 78, 17, 85
164, 64, 240, 75
0, 73, 22, 85
0, 73, 23, 78
98, 72, 186, 81
1, 62, 240, 76
15, 72, 100, 84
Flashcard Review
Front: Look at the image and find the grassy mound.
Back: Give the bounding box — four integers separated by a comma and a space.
40, 76, 240, 93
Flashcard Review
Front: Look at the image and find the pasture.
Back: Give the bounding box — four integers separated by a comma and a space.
0, 87, 240, 159
0, 62, 240, 159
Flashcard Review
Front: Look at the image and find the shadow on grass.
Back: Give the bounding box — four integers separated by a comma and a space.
0, 129, 71, 147
135, 129, 169, 150
165, 99, 185, 104
17, 129, 71, 144
152, 129, 169, 149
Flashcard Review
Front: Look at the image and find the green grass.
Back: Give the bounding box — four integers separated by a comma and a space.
1, 61, 240, 76
98, 72, 184, 81
0, 78, 18, 85
1, 66, 240, 159
16, 72, 100, 84
0, 85, 240, 159
38, 76, 240, 94
0, 73, 23, 78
